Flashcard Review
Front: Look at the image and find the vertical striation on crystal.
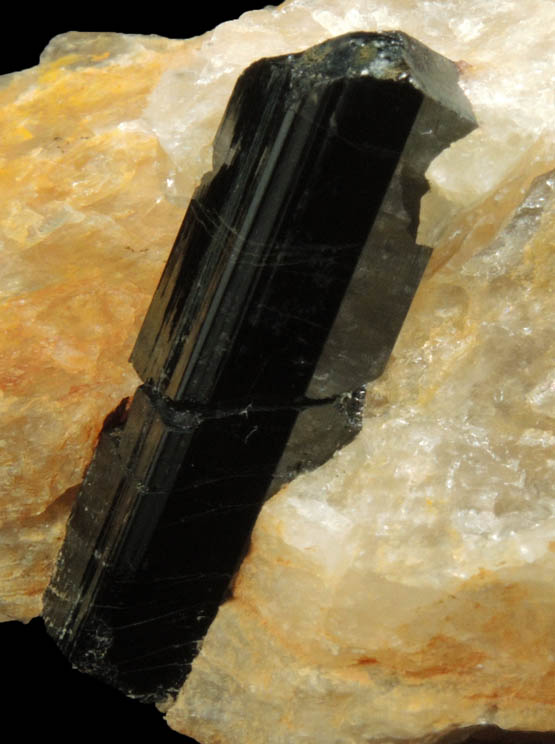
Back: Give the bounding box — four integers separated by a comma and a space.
43, 31, 476, 702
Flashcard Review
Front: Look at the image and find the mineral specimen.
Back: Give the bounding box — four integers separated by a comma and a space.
42, 30, 475, 703
1, 0, 554, 742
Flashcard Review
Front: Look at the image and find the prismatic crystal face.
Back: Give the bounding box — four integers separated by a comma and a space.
43, 32, 476, 702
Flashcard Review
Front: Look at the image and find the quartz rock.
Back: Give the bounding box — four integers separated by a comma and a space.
0, 0, 553, 742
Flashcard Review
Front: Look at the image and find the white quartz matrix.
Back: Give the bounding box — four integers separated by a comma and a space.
163, 1, 555, 743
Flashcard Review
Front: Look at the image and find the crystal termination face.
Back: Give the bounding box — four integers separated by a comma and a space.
43, 32, 476, 702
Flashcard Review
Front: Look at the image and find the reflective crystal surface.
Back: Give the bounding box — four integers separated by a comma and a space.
43, 31, 476, 702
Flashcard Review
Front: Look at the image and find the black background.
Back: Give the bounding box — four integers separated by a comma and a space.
0, 3, 280, 75
2, 2, 555, 742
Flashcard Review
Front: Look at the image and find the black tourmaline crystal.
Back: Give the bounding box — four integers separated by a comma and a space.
43, 31, 476, 702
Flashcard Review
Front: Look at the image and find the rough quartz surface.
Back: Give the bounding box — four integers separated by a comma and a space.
0, 0, 554, 742
0, 33, 199, 620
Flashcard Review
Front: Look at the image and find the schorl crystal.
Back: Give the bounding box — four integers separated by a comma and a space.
43, 31, 476, 702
